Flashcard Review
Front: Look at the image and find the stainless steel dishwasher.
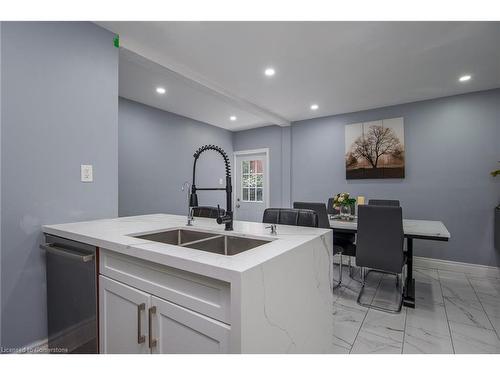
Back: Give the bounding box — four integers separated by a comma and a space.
41, 234, 98, 353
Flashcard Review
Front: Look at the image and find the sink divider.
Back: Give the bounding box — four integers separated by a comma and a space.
180, 235, 230, 256
180, 234, 224, 249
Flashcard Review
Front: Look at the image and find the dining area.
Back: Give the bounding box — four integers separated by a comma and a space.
258, 196, 499, 353
260, 195, 450, 313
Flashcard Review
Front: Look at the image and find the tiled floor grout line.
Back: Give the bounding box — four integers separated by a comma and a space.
466, 274, 500, 340
332, 264, 361, 352
349, 273, 383, 354
436, 268, 456, 354
332, 266, 499, 354
401, 305, 408, 354
332, 267, 354, 305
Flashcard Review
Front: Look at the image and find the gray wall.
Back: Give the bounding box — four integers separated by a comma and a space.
232, 89, 500, 267
291, 89, 500, 267
232, 126, 291, 207
1, 22, 118, 348
119, 98, 233, 217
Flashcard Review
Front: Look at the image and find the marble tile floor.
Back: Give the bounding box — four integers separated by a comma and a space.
330, 264, 500, 354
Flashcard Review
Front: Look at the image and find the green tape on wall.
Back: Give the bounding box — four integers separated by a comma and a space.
113, 35, 120, 48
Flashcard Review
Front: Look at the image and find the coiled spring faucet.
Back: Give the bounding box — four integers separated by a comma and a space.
189, 145, 233, 231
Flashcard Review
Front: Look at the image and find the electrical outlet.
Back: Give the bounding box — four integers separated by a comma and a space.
219, 178, 224, 185
81, 165, 93, 182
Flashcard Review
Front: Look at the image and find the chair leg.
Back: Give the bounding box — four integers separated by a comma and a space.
347, 257, 362, 283
339, 253, 343, 282
332, 252, 343, 290
357, 269, 403, 313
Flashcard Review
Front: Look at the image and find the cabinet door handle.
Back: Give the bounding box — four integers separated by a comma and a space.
137, 303, 146, 344
148, 306, 157, 349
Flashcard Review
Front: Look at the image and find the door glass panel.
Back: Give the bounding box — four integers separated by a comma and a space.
255, 160, 263, 173
242, 161, 249, 174
249, 188, 256, 201
256, 188, 263, 201
247, 175, 252, 187
256, 174, 263, 187
242, 174, 249, 187
242, 188, 249, 201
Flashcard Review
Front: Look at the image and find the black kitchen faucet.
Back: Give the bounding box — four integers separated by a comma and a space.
189, 145, 233, 231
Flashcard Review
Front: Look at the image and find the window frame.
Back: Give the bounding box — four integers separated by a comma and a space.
240, 160, 264, 203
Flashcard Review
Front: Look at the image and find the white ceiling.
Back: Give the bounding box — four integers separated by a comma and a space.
98, 21, 500, 131
119, 49, 270, 130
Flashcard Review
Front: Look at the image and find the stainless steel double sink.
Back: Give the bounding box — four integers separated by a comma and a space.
131, 228, 272, 256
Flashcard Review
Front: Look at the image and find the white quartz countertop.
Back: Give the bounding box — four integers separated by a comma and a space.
42, 214, 332, 282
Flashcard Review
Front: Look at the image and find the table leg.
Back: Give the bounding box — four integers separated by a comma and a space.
403, 237, 415, 308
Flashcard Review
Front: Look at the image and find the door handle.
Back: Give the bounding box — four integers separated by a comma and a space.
148, 306, 157, 349
236, 204, 241, 208
137, 303, 146, 344
40, 243, 94, 263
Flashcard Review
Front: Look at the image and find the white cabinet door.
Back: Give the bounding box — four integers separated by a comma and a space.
151, 296, 230, 354
99, 275, 151, 354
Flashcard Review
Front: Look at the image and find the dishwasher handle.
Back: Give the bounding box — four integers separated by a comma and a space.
40, 243, 94, 263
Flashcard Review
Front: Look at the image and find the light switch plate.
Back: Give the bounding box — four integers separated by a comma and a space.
219, 178, 224, 185
81, 164, 93, 182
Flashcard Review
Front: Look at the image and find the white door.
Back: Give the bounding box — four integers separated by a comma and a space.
150, 296, 230, 354
233, 149, 269, 222
99, 276, 151, 354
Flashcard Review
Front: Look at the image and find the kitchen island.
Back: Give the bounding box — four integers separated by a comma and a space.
42, 214, 334, 354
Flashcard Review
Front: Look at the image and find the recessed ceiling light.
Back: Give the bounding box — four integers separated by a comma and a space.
156, 87, 166, 94
310, 104, 319, 111
264, 67, 275, 77
230, 116, 237, 121
459, 75, 471, 82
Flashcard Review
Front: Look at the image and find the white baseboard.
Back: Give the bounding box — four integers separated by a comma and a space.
6, 318, 95, 354
333, 254, 500, 278
48, 317, 95, 353
414, 256, 500, 278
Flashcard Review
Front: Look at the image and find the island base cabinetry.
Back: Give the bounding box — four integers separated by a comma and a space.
99, 275, 151, 354
99, 275, 230, 354
152, 294, 230, 353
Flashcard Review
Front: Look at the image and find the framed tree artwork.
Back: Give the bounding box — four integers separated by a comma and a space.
345, 117, 405, 179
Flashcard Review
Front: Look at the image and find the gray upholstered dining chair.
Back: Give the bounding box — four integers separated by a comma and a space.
368, 199, 400, 207
262, 208, 319, 228
326, 199, 358, 279
293, 202, 353, 289
356, 204, 405, 313
293, 202, 330, 228
192, 206, 225, 218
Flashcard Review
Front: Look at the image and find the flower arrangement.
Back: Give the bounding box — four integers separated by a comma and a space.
333, 192, 356, 207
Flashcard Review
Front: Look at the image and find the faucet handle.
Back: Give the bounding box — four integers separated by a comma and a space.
265, 224, 277, 234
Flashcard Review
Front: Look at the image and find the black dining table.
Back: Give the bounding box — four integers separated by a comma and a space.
329, 217, 451, 308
